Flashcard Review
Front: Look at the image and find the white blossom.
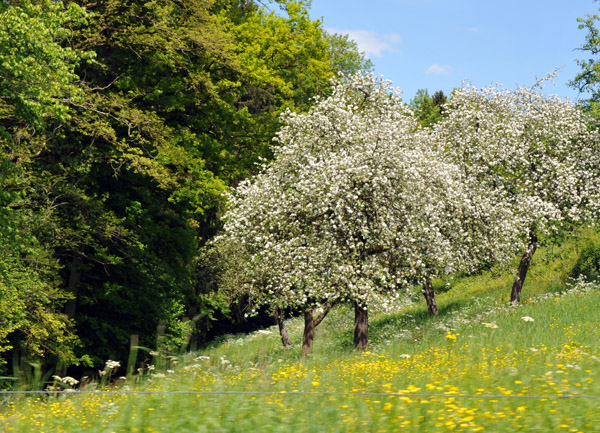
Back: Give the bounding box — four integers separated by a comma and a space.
211, 72, 600, 322
428, 78, 600, 240
212, 72, 534, 316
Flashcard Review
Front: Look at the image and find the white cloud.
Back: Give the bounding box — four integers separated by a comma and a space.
383, 33, 402, 44
327, 28, 401, 58
425, 64, 452, 75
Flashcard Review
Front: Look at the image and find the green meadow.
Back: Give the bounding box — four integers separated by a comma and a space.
2, 232, 600, 433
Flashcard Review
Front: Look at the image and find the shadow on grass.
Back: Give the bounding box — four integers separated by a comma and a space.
325, 296, 482, 351
368, 297, 470, 340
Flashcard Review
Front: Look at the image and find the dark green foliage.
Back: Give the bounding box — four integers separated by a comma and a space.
0, 1, 89, 370
572, 236, 600, 282
0, 0, 371, 373
410, 89, 447, 127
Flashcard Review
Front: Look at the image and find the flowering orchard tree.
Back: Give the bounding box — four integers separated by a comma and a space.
215, 73, 523, 355
391, 138, 526, 315
429, 77, 600, 303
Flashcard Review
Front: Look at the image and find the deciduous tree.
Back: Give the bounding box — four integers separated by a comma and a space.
430, 78, 600, 303
216, 73, 523, 353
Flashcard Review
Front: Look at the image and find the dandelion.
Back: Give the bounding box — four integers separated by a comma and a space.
445, 332, 459, 340
521, 316, 534, 322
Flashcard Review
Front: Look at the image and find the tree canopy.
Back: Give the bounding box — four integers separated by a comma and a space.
215, 73, 528, 353
0, 0, 371, 371
429, 77, 600, 303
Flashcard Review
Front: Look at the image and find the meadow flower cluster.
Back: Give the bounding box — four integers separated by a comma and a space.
2, 278, 599, 432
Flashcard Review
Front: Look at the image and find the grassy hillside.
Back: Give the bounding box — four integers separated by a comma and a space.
2, 231, 600, 432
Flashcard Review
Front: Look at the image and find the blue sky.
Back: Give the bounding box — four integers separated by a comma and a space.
307, 0, 599, 102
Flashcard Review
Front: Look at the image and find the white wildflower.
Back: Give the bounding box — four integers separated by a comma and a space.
105, 360, 121, 370
62, 376, 79, 387
482, 322, 499, 329
183, 364, 202, 371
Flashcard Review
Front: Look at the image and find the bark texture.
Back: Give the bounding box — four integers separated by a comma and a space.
354, 304, 368, 350
314, 301, 335, 328
274, 307, 291, 349
302, 309, 315, 357
423, 277, 439, 316
510, 230, 538, 304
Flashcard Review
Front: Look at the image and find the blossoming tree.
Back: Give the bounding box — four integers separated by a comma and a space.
429, 77, 600, 303
214, 72, 527, 354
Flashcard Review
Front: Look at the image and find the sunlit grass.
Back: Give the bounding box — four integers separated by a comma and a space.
2, 233, 600, 432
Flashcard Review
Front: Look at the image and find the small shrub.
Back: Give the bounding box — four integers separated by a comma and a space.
572, 237, 600, 281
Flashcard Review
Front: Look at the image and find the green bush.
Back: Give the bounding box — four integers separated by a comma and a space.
572, 236, 600, 281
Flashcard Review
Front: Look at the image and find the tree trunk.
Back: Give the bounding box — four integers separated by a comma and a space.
314, 301, 336, 328
510, 230, 538, 304
422, 277, 439, 316
354, 303, 368, 350
274, 306, 291, 349
302, 309, 315, 357
64, 251, 83, 319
